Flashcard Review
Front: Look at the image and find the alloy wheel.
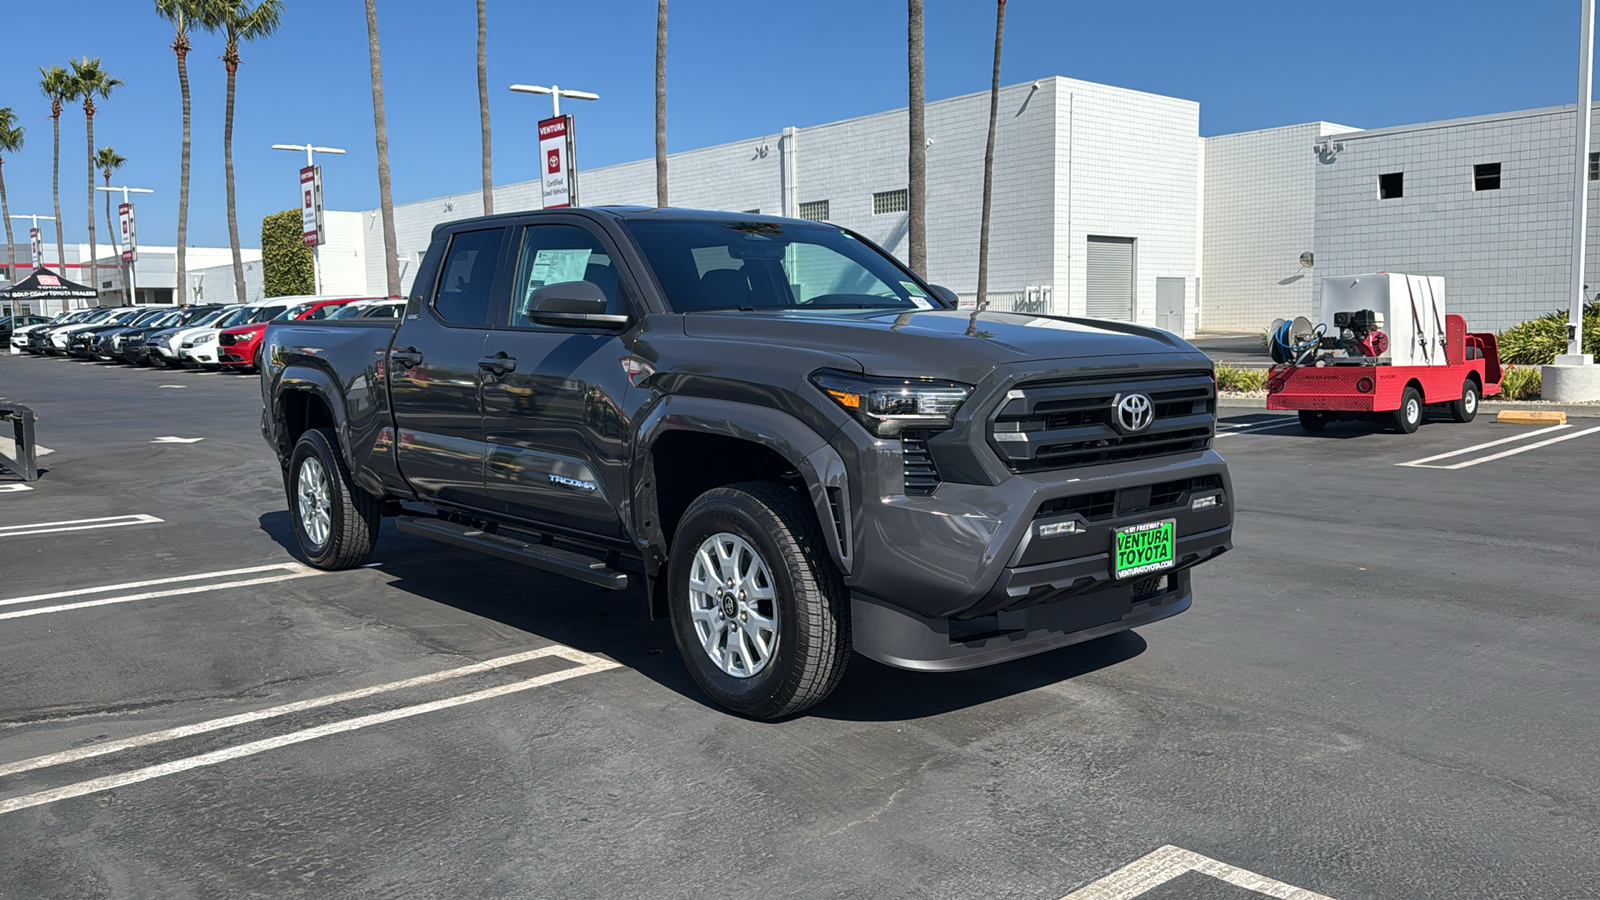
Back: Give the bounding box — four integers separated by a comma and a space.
687, 532, 779, 678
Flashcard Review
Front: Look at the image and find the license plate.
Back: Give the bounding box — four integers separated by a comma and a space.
1113, 519, 1176, 579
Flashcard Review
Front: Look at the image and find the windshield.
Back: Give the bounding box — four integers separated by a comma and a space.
131, 309, 170, 326
188, 308, 228, 327
622, 220, 942, 313
215, 307, 253, 328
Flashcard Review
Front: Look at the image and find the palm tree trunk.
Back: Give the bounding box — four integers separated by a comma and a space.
51, 112, 64, 277
223, 49, 245, 303
0, 160, 14, 283
85, 106, 98, 301
655, 0, 668, 207
976, 0, 1006, 311
366, 0, 400, 298
176, 40, 192, 305
907, 0, 926, 276
477, 0, 493, 215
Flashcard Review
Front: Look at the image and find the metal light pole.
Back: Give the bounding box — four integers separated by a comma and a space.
1571, 0, 1596, 360
508, 83, 599, 118
272, 143, 345, 294
95, 186, 153, 304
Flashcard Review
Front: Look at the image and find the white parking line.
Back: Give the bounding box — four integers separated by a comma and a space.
1214, 418, 1302, 438
1395, 423, 1570, 467
150, 436, 204, 444
1061, 844, 1336, 899
0, 563, 310, 609
0, 436, 54, 457
0, 645, 585, 778
1407, 424, 1600, 470
0, 514, 162, 538
0, 564, 318, 620
0, 649, 619, 816
0, 484, 32, 493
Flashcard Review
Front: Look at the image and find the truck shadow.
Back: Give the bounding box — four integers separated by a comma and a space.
259, 512, 1151, 722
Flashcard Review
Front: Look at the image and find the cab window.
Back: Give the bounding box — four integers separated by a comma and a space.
433, 228, 506, 326
507, 224, 628, 327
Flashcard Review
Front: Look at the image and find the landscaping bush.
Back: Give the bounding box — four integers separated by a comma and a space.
261, 209, 314, 298
1497, 304, 1600, 366
1216, 364, 1268, 393
1498, 365, 1542, 401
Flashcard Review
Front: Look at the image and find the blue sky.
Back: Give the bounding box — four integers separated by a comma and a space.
0, 0, 1590, 249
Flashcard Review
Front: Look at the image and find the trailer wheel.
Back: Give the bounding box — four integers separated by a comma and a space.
1450, 379, 1480, 423
1298, 410, 1330, 432
1393, 387, 1424, 434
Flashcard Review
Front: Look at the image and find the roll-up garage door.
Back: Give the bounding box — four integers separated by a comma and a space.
1086, 236, 1135, 321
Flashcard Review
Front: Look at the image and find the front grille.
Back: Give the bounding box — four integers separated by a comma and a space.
1032, 474, 1222, 522
901, 431, 940, 496
219, 332, 240, 346
991, 371, 1215, 473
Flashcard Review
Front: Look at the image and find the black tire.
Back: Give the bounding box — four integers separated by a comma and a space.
288, 427, 380, 569
1450, 379, 1480, 423
667, 482, 850, 719
1393, 386, 1424, 434
1298, 410, 1329, 432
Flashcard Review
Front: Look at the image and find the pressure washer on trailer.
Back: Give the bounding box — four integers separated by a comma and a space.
1265, 273, 1503, 434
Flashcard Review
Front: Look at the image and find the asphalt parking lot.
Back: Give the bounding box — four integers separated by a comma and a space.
1, 353, 1597, 899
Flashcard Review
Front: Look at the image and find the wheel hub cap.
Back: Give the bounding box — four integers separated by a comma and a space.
688, 532, 778, 678
297, 456, 332, 549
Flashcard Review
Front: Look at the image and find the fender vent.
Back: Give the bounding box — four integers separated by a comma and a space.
825, 486, 847, 550
901, 432, 940, 496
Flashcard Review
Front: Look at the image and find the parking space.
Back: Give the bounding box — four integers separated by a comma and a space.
2, 353, 1597, 898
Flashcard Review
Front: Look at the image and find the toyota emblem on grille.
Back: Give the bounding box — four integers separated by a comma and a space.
1114, 393, 1154, 434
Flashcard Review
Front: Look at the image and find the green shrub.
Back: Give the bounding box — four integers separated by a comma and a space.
261, 209, 314, 298
1216, 364, 1268, 393
1498, 365, 1542, 401
1498, 304, 1600, 366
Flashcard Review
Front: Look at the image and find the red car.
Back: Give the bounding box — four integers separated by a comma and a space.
218, 297, 371, 372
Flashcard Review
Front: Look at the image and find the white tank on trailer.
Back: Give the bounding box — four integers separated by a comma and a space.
1320, 273, 1447, 367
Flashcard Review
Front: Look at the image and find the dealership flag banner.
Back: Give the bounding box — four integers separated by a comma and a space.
29, 228, 41, 268
300, 165, 325, 246
539, 115, 578, 209
118, 203, 137, 263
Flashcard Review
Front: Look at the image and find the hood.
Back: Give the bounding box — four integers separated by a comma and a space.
223, 323, 268, 336
680, 308, 1203, 385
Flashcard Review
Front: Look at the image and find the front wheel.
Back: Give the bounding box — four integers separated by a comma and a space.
668, 482, 850, 719
288, 427, 380, 569
1450, 379, 1480, 423
1393, 386, 1424, 434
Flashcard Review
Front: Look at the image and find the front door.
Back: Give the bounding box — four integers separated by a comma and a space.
479, 219, 639, 539
388, 225, 507, 508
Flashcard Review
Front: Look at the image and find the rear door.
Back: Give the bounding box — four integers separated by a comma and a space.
387, 225, 508, 508
478, 216, 641, 538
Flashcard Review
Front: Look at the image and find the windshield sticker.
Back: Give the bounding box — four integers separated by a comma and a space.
899, 281, 927, 297
525, 249, 592, 301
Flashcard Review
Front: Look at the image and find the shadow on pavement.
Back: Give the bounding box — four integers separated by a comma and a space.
259, 510, 1155, 722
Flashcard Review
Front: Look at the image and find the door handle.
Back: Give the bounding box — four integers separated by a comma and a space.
478, 352, 518, 375
389, 347, 423, 368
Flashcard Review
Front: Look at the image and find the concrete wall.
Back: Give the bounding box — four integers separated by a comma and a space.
1202, 122, 1357, 331
1313, 104, 1600, 333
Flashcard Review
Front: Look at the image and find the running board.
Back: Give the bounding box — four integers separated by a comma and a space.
396, 516, 630, 590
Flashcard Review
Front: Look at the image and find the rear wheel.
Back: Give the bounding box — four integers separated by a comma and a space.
668, 482, 850, 719
1298, 410, 1330, 432
1450, 379, 1480, 423
288, 427, 380, 569
1393, 387, 1424, 434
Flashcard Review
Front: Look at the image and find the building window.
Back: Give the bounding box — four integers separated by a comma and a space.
1473, 162, 1502, 191
1591, 152, 1599, 181
798, 200, 830, 221
742, 208, 760, 214
872, 189, 909, 215
1379, 172, 1404, 200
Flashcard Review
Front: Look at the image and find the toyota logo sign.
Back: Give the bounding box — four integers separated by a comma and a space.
1114, 393, 1154, 434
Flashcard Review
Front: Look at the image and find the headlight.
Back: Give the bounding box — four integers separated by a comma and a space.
810, 369, 972, 437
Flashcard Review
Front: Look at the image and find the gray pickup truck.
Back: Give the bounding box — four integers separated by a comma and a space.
261, 207, 1232, 718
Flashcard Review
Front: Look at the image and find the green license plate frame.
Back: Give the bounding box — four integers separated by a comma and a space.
1113, 519, 1176, 580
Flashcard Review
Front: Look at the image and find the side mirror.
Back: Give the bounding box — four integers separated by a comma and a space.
929, 285, 960, 307
527, 281, 630, 328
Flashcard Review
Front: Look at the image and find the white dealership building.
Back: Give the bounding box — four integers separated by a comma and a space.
361, 77, 1600, 337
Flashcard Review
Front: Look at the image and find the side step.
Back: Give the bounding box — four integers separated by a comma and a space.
396, 516, 630, 590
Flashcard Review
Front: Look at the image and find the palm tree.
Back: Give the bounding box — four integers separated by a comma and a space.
655, 0, 668, 207
975, 0, 1006, 311
156, 0, 200, 304
0, 109, 23, 283
39, 65, 73, 275
907, 0, 926, 276
68, 57, 123, 301
97, 146, 127, 301
366, 0, 400, 297
476, 0, 493, 215
198, 0, 283, 304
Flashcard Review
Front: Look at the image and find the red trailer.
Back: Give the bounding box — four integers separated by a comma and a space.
1260, 269, 1497, 432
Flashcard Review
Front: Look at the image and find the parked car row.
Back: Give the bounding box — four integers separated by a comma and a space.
7, 296, 399, 372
